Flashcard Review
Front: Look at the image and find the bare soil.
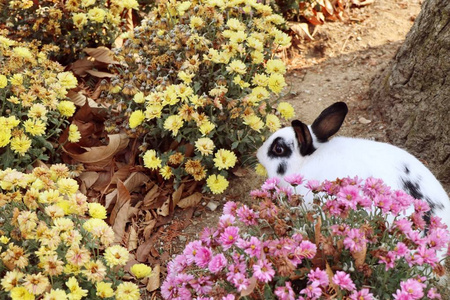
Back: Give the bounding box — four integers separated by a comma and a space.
162, 0, 424, 274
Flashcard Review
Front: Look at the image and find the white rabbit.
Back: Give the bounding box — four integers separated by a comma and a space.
257, 102, 450, 231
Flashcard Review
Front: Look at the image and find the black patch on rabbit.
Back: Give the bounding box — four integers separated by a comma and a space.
268, 137, 293, 159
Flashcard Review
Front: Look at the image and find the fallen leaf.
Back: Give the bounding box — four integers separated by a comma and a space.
66, 90, 99, 107
289, 22, 315, 40
136, 239, 153, 262
111, 180, 131, 243
85, 69, 116, 78
146, 264, 160, 292
84, 47, 121, 65
177, 192, 202, 209
70, 57, 95, 76
240, 277, 257, 297
172, 183, 184, 208
143, 183, 160, 208
157, 198, 171, 217
143, 219, 157, 241
352, 244, 367, 268
358, 117, 372, 124
128, 226, 138, 251
79, 171, 99, 189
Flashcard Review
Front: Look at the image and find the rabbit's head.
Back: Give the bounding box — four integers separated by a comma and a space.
257, 102, 348, 179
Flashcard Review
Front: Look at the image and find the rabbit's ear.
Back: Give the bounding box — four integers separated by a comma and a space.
292, 120, 315, 156
311, 102, 348, 142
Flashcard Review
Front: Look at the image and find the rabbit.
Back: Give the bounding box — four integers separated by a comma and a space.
257, 102, 450, 232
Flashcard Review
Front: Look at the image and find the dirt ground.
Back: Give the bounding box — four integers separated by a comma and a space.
161, 0, 425, 275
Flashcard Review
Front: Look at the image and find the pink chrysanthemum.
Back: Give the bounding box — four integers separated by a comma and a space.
350, 288, 375, 300
300, 281, 322, 300
378, 251, 396, 271
231, 273, 250, 292
253, 259, 275, 283
208, 253, 227, 274
332, 271, 356, 291
236, 205, 259, 226
308, 268, 329, 287
219, 226, 240, 250
284, 173, 304, 186
261, 177, 280, 191
343, 228, 367, 252
274, 281, 296, 300
223, 201, 238, 215
194, 246, 213, 268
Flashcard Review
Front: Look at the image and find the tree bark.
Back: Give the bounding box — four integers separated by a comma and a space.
369, 0, 450, 190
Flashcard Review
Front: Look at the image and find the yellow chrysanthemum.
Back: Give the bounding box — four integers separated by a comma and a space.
0, 129, 11, 148
195, 137, 215, 156
227, 18, 245, 31
277, 102, 295, 120
83, 259, 107, 283
115, 282, 140, 300
190, 16, 204, 29
81, 0, 95, 7
24, 119, 46, 136
96, 282, 114, 298
123, 0, 139, 9
88, 8, 107, 23
13, 47, 33, 60
10, 135, 32, 155
129, 110, 145, 129
226, 59, 247, 75
159, 165, 173, 180
213, 149, 237, 170
133, 92, 145, 103
268, 73, 287, 94
68, 124, 81, 143
57, 178, 78, 195
43, 288, 67, 300
10, 74, 23, 86
163, 115, 184, 136
206, 174, 229, 194
145, 103, 163, 120
130, 263, 152, 279
265, 114, 281, 132
10, 286, 34, 300
243, 114, 264, 132
199, 121, 215, 136
88, 202, 107, 219
1, 270, 24, 292
0, 74, 7, 88
255, 163, 268, 176
266, 59, 286, 74
66, 277, 88, 300
104, 245, 130, 267
177, 70, 195, 84
57, 72, 78, 89
143, 149, 162, 170
28, 104, 48, 120
23, 272, 50, 295
58, 101, 76, 117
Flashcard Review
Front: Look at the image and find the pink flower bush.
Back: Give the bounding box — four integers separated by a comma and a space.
161, 176, 450, 299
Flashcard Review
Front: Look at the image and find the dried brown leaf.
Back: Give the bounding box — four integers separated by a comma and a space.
136, 239, 153, 262
352, 244, 367, 268
172, 183, 184, 208
79, 171, 99, 189
128, 226, 138, 251
84, 47, 120, 65
143, 219, 157, 241
85, 69, 116, 78
143, 183, 160, 208
70, 57, 95, 76
240, 277, 257, 297
290, 22, 315, 40
157, 198, 171, 217
177, 192, 202, 209
147, 264, 160, 292
111, 180, 131, 243
66, 90, 99, 107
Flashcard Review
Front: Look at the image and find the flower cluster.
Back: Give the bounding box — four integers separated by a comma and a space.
0, 35, 81, 170
161, 175, 449, 299
2, 0, 138, 64
106, 0, 293, 194
0, 166, 152, 300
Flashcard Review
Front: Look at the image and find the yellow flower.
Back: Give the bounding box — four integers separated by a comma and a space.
255, 163, 268, 176
273, 28, 291, 47
10, 135, 32, 155
206, 174, 229, 194
115, 282, 140, 300
129, 110, 145, 128
13, 46, 33, 60
40, 255, 64, 277
190, 16, 204, 29
266, 114, 281, 132
10, 74, 23, 86
268, 73, 286, 94
233, 75, 250, 89
246, 36, 263, 51
24, 119, 46, 136
1, 270, 24, 292
66, 277, 88, 300
0, 128, 11, 148
226, 59, 247, 75
251, 50, 264, 64
213, 149, 237, 170
23, 272, 50, 295
177, 70, 195, 84
96, 282, 114, 298
57, 178, 78, 195
195, 137, 215, 156
88, 202, 107, 219
145, 103, 163, 120
243, 114, 264, 132
104, 245, 130, 267
58, 101, 76, 117
0, 74, 7, 88
199, 121, 215, 136
28, 104, 48, 120
57, 72, 78, 89
133, 91, 145, 103
159, 165, 173, 180
10, 286, 35, 300
0, 36, 16, 48
230, 31, 247, 44
68, 124, 81, 143
266, 59, 286, 74
83, 259, 107, 283
177, 1, 191, 16
143, 149, 162, 170
88, 8, 107, 23
81, 0, 95, 7
42, 289, 67, 300
0, 235, 10, 244
163, 115, 184, 136
123, 0, 139, 9
130, 263, 152, 279
66, 245, 91, 267
277, 102, 295, 120
227, 18, 245, 31
82, 218, 108, 233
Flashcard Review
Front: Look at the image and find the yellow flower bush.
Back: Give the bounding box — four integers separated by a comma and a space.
0, 35, 80, 170
2, 0, 138, 64
0, 166, 148, 299
107, 0, 292, 194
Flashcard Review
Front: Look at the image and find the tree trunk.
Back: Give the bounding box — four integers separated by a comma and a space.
369, 0, 450, 190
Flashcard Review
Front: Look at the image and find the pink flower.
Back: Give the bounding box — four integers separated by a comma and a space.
237, 236, 262, 258
183, 240, 202, 264
223, 201, 238, 215
300, 281, 322, 299
253, 259, 275, 283
167, 254, 190, 274
276, 185, 293, 199
274, 281, 296, 300
218, 214, 236, 229
378, 251, 396, 271
236, 205, 259, 226
413, 199, 430, 214
427, 287, 441, 299
261, 177, 280, 191
226, 261, 246, 282
249, 189, 269, 199
394, 242, 409, 258
406, 252, 424, 267
343, 228, 367, 252
194, 246, 213, 268
416, 245, 438, 266
284, 173, 304, 186
426, 228, 450, 250
373, 194, 393, 213
294, 240, 317, 260
231, 273, 250, 292
222, 295, 236, 300
363, 177, 390, 198
410, 212, 426, 230
308, 268, 329, 287
332, 271, 356, 291
191, 275, 213, 295
305, 179, 321, 192
219, 226, 240, 250
337, 185, 361, 210
397, 278, 425, 299
208, 253, 227, 274
391, 190, 414, 213
395, 218, 413, 233
349, 288, 375, 300
200, 227, 218, 246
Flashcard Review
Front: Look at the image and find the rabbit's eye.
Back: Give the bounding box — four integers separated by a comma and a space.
272, 144, 285, 155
